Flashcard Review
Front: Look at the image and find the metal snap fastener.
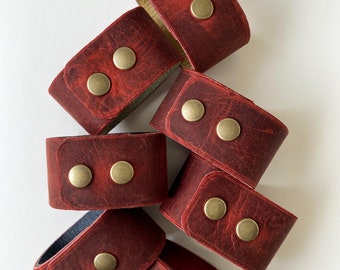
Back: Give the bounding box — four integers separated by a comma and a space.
110, 161, 134, 184
204, 197, 227, 220
94, 253, 117, 270
181, 99, 205, 122
216, 118, 241, 141
68, 164, 92, 188
113, 47, 136, 70
190, 0, 214, 20
87, 73, 111, 96
236, 218, 259, 242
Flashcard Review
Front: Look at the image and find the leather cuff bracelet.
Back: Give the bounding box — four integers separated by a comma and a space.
46, 132, 167, 210
151, 69, 288, 188
137, 0, 250, 72
160, 154, 297, 270
34, 209, 165, 270
151, 240, 216, 270
49, 7, 181, 135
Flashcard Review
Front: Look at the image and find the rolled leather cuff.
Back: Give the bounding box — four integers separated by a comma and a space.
137, 0, 250, 72
34, 209, 165, 270
49, 7, 181, 135
160, 154, 297, 270
46, 132, 168, 210
151, 69, 288, 188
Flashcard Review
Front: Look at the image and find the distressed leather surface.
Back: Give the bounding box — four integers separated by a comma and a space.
49, 7, 181, 135
46, 133, 168, 210
137, 0, 250, 72
160, 154, 297, 270
151, 69, 288, 188
34, 209, 165, 270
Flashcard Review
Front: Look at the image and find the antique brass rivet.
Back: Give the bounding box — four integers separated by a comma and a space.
181, 99, 205, 122
204, 197, 227, 220
94, 253, 117, 270
236, 218, 259, 242
87, 73, 111, 96
110, 161, 134, 184
190, 0, 214, 20
68, 164, 92, 188
113, 47, 136, 70
216, 118, 241, 141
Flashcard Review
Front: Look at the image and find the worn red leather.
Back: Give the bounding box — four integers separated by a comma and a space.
49, 7, 181, 135
151, 69, 288, 188
160, 154, 297, 270
46, 133, 168, 210
34, 209, 166, 270
137, 0, 250, 72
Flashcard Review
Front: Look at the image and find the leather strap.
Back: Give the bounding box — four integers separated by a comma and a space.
49, 7, 181, 135
137, 0, 250, 72
46, 133, 168, 210
151, 69, 288, 188
34, 209, 165, 270
160, 154, 297, 270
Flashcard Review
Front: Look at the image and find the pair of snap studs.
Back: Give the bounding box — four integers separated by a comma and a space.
87, 47, 136, 96
204, 197, 259, 242
68, 161, 134, 188
181, 99, 241, 141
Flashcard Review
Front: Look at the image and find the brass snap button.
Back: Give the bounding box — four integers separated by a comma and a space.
190, 0, 214, 20
113, 47, 136, 70
87, 73, 111, 96
216, 118, 241, 141
204, 197, 227, 220
181, 99, 205, 122
236, 218, 259, 242
68, 164, 92, 188
94, 253, 117, 270
110, 161, 134, 184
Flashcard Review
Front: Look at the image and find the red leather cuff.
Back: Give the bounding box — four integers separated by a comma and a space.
151, 69, 288, 188
46, 133, 168, 210
49, 7, 181, 135
34, 209, 165, 270
160, 154, 297, 270
137, 0, 250, 72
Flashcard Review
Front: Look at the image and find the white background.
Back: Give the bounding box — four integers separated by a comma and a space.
0, 0, 339, 269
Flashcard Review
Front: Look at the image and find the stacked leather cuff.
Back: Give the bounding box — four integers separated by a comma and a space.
36, 1, 297, 269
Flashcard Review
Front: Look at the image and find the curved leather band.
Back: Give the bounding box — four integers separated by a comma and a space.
151, 69, 288, 188
46, 133, 168, 210
34, 209, 165, 270
137, 0, 250, 72
160, 154, 297, 270
49, 7, 181, 135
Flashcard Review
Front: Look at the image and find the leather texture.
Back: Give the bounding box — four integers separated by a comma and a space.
151, 69, 288, 188
46, 133, 168, 210
160, 154, 297, 270
49, 7, 181, 135
137, 0, 250, 72
34, 209, 166, 270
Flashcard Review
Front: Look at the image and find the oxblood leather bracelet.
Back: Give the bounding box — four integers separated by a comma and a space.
151, 69, 288, 188
160, 154, 297, 270
46, 133, 167, 210
49, 7, 181, 135
137, 0, 250, 72
34, 209, 216, 270
34, 209, 165, 270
